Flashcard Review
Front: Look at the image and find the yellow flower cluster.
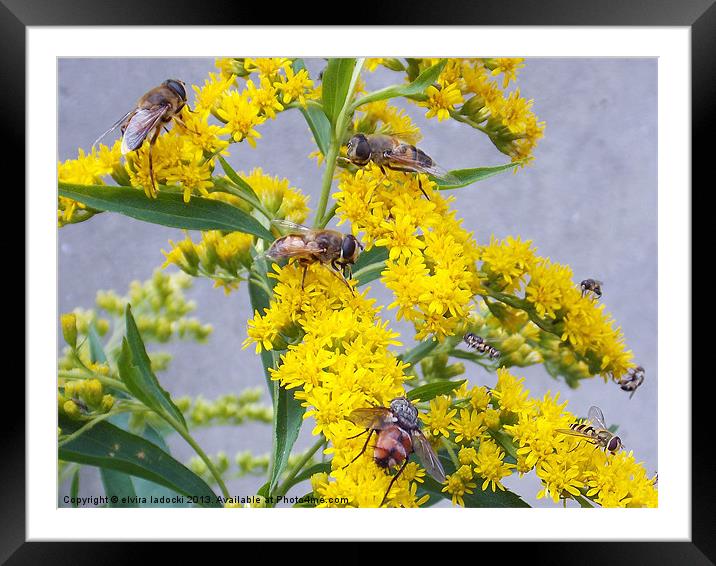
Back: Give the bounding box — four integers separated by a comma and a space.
334, 164, 480, 340
425, 367, 656, 507
353, 99, 422, 145
240, 167, 309, 223
479, 236, 636, 381
410, 58, 544, 164
243, 262, 431, 507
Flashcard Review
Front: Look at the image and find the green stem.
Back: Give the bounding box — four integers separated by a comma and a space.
274, 437, 326, 498
313, 58, 365, 227
59, 370, 130, 394
170, 417, 231, 499
317, 203, 339, 229
442, 438, 460, 469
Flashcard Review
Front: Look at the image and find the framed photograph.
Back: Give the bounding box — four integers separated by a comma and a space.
10, 0, 705, 560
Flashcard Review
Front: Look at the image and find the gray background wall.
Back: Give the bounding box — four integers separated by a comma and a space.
58, 58, 657, 507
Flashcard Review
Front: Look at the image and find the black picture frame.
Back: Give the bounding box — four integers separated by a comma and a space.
8, 0, 705, 561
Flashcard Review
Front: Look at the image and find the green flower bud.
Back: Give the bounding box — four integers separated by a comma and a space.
381, 58, 406, 72
100, 394, 115, 413
63, 400, 82, 420
81, 378, 103, 407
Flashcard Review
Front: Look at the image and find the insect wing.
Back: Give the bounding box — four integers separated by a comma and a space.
346, 407, 395, 430
587, 406, 608, 430
92, 109, 134, 149
386, 144, 459, 184
120, 105, 169, 154
270, 219, 314, 237
555, 428, 598, 442
411, 430, 446, 482
265, 236, 320, 261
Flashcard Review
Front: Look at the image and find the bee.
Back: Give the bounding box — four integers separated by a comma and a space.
614, 366, 645, 399
463, 332, 501, 359
556, 406, 623, 454
344, 133, 458, 200
580, 278, 603, 299
265, 219, 363, 293
344, 397, 446, 507
93, 79, 189, 194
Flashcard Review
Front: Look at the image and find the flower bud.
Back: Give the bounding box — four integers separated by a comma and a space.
381, 58, 406, 72
60, 313, 78, 348
100, 394, 115, 413
63, 400, 82, 420
81, 378, 103, 407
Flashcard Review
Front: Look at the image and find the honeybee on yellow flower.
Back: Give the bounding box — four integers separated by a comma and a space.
265, 220, 363, 292
344, 133, 458, 199
93, 79, 190, 195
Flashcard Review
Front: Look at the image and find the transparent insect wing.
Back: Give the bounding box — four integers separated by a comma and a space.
121, 106, 169, 154
270, 219, 313, 236
346, 407, 396, 430
411, 429, 446, 482
587, 406, 608, 430
92, 109, 134, 149
386, 144, 458, 184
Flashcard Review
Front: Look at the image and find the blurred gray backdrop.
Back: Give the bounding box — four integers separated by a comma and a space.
58, 58, 657, 508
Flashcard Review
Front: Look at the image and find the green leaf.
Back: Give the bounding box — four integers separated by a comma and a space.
299, 104, 332, 156
268, 383, 306, 495
58, 182, 274, 242
281, 462, 331, 493
100, 468, 138, 507
248, 257, 278, 402
217, 156, 261, 204
351, 245, 389, 286
87, 321, 107, 364
118, 305, 187, 430
400, 339, 439, 365
70, 467, 80, 508
434, 163, 519, 190
350, 59, 447, 111
59, 417, 220, 507
422, 474, 530, 508
321, 58, 357, 127
407, 379, 466, 402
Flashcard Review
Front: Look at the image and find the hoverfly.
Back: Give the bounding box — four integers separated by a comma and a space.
344, 133, 458, 200
614, 366, 645, 399
344, 397, 446, 507
556, 406, 623, 454
265, 219, 363, 293
580, 278, 603, 299
463, 332, 501, 359
93, 79, 189, 195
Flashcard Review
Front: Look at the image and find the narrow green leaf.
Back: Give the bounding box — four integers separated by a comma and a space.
322, 58, 357, 126
268, 384, 306, 494
434, 163, 519, 190
58, 182, 274, 242
87, 321, 107, 364
248, 257, 278, 402
401, 59, 447, 96
351, 245, 389, 286
70, 468, 80, 508
217, 156, 261, 203
350, 59, 447, 111
422, 474, 530, 508
118, 305, 187, 430
281, 462, 331, 493
59, 417, 220, 507
299, 104, 332, 156
407, 379, 466, 402
400, 339, 439, 365
100, 468, 138, 507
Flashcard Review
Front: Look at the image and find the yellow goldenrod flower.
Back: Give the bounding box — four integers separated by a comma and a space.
274, 66, 314, 107
216, 90, 265, 147
420, 82, 464, 121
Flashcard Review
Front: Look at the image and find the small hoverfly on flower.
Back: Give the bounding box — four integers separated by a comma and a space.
463, 332, 501, 359
344, 133, 458, 199
93, 79, 189, 195
580, 278, 603, 299
344, 397, 446, 507
556, 405, 623, 455
265, 219, 363, 294
613, 366, 645, 399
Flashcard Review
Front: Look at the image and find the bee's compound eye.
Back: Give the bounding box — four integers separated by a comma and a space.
608, 437, 621, 452
341, 236, 357, 261
164, 79, 187, 101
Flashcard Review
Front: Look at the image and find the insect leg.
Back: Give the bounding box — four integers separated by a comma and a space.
380, 458, 410, 507
347, 429, 370, 440
147, 127, 162, 197
343, 429, 374, 470
417, 176, 431, 201
174, 116, 202, 136
324, 264, 355, 296
300, 262, 308, 290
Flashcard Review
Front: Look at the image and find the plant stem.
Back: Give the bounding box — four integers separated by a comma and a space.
313, 58, 365, 227
58, 408, 129, 448
171, 418, 231, 499
59, 370, 130, 394
274, 437, 326, 498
